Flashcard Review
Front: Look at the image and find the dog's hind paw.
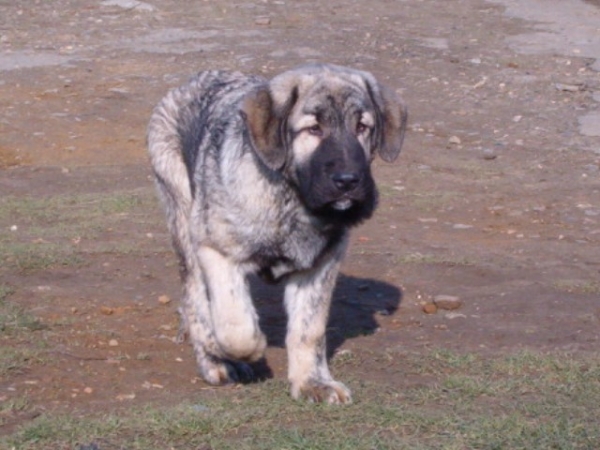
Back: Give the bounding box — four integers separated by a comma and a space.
291, 378, 352, 405
199, 356, 255, 385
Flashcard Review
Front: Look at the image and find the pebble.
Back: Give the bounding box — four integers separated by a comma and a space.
254, 16, 271, 25
482, 148, 497, 160
158, 295, 171, 305
554, 82, 583, 92
83, 387, 93, 394
100, 306, 114, 315
445, 312, 467, 319
101, 0, 155, 11
448, 136, 461, 145
422, 303, 438, 314
10, 225, 18, 231
108, 339, 119, 347
433, 295, 462, 310
453, 223, 473, 230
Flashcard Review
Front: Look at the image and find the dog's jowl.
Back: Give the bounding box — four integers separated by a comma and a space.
147, 64, 407, 404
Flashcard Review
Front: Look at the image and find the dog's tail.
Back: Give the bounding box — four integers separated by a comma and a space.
147, 83, 197, 280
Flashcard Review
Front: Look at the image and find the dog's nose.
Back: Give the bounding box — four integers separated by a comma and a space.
331, 172, 360, 192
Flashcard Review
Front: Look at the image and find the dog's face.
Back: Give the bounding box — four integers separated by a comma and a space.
242, 64, 407, 226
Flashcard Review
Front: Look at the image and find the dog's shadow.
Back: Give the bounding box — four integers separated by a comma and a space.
250, 273, 402, 362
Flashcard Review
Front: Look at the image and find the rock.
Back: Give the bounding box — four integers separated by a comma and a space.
445, 312, 467, 319
448, 136, 461, 145
108, 339, 119, 347
482, 148, 497, 160
83, 387, 93, 394
101, 0, 155, 12
100, 306, 114, 315
554, 82, 584, 92
158, 295, 171, 305
254, 16, 271, 25
433, 295, 463, 310
422, 303, 438, 314
453, 223, 473, 230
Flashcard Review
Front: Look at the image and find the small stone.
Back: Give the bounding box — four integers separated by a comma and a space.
453, 223, 473, 230
482, 148, 497, 160
445, 312, 467, 319
100, 306, 114, 315
422, 303, 438, 314
108, 339, 119, 347
554, 82, 583, 92
448, 136, 461, 145
10, 225, 18, 231
158, 295, 171, 305
83, 387, 93, 394
433, 295, 462, 310
254, 16, 271, 25
512, 115, 523, 123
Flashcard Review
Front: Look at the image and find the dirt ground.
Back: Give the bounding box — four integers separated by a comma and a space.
1, 0, 599, 434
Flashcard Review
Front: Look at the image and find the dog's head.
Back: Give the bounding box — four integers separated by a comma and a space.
241, 64, 408, 226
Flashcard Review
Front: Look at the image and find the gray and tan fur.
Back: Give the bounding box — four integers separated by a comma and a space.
147, 64, 407, 404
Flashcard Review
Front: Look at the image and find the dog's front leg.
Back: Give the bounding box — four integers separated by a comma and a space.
284, 240, 352, 404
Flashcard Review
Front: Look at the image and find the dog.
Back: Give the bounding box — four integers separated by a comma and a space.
147, 63, 407, 404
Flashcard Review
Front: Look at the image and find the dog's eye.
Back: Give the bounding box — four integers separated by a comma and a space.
307, 124, 323, 137
356, 123, 369, 135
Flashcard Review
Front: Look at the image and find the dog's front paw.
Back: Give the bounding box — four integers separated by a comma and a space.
291, 378, 352, 405
198, 356, 255, 385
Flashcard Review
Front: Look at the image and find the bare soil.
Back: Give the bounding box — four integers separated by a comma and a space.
1, 0, 599, 434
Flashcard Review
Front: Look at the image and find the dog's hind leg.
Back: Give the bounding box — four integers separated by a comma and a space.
148, 103, 255, 385
181, 257, 257, 384
197, 246, 267, 363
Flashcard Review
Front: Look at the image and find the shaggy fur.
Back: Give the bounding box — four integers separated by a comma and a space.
147, 64, 407, 404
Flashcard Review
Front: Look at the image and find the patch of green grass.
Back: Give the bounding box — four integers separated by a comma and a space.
0, 297, 45, 336
0, 288, 46, 376
2, 350, 598, 449
0, 242, 83, 272
0, 284, 14, 302
0, 347, 43, 377
0, 189, 159, 271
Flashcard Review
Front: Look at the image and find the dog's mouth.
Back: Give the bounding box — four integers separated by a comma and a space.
331, 198, 354, 211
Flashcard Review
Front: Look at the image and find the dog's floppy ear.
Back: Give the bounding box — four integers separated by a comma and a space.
365, 78, 408, 163
241, 84, 297, 171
